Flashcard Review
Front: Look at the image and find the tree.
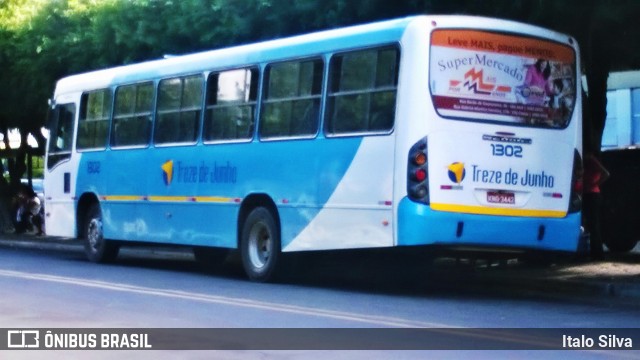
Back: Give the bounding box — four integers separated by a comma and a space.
0, 0, 638, 181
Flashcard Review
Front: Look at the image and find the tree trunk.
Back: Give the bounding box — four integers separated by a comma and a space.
583, 9, 615, 155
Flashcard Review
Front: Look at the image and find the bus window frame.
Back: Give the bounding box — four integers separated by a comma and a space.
324, 43, 400, 139
153, 73, 205, 148
111, 81, 155, 150
203, 66, 260, 145
77, 88, 113, 153
47, 102, 76, 170
258, 56, 324, 142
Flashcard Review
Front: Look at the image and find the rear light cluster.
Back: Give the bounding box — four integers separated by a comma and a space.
568, 149, 583, 213
407, 137, 429, 204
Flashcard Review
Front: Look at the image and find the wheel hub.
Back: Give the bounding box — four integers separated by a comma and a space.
249, 221, 271, 269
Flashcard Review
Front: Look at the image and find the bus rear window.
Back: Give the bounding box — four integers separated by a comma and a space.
429, 29, 576, 128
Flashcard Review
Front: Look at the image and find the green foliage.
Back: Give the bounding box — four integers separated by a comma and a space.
0, 0, 638, 156
32, 156, 44, 179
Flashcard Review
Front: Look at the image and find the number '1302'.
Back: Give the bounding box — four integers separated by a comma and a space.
491, 144, 523, 158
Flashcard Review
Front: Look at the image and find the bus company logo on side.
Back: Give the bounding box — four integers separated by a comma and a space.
447, 162, 466, 183
161, 159, 238, 185
162, 160, 174, 186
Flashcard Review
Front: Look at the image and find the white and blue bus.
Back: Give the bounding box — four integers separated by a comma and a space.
45, 15, 583, 281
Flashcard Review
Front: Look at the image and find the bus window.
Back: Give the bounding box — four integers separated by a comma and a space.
155, 75, 204, 145
326, 46, 399, 135
204, 68, 258, 142
77, 89, 112, 151
260, 58, 323, 139
429, 29, 576, 128
112, 82, 154, 148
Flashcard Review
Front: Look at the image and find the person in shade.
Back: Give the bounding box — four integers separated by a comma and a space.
583, 151, 610, 260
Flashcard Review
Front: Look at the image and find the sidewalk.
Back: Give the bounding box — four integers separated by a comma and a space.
449, 254, 640, 305
1, 233, 639, 306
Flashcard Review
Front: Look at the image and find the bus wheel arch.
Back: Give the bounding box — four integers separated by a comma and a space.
77, 193, 100, 238
238, 194, 282, 282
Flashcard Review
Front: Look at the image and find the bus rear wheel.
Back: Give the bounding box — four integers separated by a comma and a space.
240, 207, 281, 282
83, 204, 119, 263
602, 200, 638, 253
604, 230, 638, 253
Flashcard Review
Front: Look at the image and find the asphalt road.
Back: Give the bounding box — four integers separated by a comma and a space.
1, 236, 640, 359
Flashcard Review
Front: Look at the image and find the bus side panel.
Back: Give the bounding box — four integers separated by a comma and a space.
76, 138, 367, 249
100, 148, 147, 241
79, 145, 240, 246
250, 137, 369, 251
75, 149, 137, 242
135, 203, 239, 248
283, 136, 395, 251
136, 146, 241, 248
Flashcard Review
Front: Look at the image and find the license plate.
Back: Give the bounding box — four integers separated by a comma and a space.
487, 191, 515, 204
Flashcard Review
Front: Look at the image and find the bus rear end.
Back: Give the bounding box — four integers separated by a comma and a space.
398, 17, 583, 253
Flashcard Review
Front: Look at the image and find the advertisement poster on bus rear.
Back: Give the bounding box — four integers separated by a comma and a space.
429, 29, 576, 128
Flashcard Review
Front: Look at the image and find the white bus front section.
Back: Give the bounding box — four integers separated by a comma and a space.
44, 93, 81, 238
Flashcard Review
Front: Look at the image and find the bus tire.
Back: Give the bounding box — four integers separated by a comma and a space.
83, 204, 119, 263
240, 207, 281, 282
602, 197, 638, 253
604, 231, 638, 253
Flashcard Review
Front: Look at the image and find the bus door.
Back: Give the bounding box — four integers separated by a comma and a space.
45, 101, 78, 237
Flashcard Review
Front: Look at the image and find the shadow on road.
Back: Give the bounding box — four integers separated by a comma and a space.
2, 234, 640, 304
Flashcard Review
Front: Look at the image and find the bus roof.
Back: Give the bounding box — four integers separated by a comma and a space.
54, 14, 572, 97
54, 16, 414, 96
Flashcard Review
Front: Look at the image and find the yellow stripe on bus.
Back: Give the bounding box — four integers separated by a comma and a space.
102, 195, 238, 203
103, 195, 143, 201
147, 196, 191, 202
430, 203, 567, 218
193, 196, 236, 203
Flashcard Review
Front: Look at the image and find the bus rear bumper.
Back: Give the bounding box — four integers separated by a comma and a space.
397, 197, 582, 252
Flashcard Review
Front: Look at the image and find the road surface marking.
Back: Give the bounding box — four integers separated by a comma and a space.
0, 269, 446, 328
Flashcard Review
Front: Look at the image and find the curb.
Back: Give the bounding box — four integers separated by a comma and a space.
0, 236, 194, 260
0, 237, 82, 252
461, 265, 640, 306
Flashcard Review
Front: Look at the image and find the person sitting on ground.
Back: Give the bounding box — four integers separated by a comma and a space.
13, 184, 42, 235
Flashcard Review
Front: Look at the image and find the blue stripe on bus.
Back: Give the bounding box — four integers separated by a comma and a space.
76, 137, 363, 247
397, 197, 581, 252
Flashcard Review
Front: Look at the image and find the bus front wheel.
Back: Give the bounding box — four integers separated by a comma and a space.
83, 204, 119, 263
240, 207, 281, 282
